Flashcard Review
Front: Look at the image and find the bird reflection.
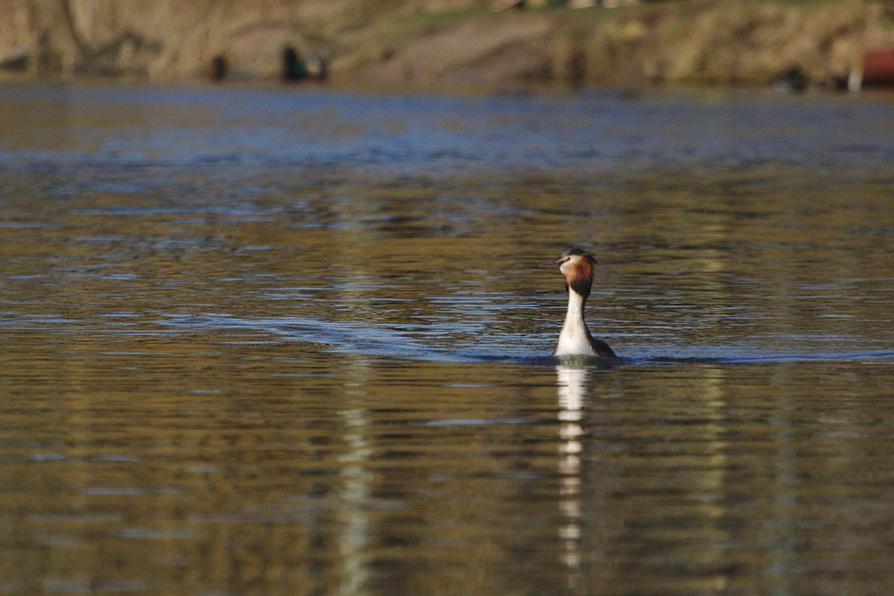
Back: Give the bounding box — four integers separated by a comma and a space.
556, 364, 589, 573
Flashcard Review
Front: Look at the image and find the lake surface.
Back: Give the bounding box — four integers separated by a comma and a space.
1, 82, 893, 593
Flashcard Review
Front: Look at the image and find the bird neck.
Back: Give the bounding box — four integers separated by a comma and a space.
555, 289, 593, 356
563, 289, 588, 330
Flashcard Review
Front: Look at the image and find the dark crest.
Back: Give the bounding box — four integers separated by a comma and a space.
562, 246, 598, 265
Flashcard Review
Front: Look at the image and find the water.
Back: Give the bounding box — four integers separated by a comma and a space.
1, 82, 893, 593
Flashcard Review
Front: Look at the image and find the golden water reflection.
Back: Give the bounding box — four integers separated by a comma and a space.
1, 83, 893, 593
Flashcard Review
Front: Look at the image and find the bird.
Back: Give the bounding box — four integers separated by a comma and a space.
540, 247, 617, 358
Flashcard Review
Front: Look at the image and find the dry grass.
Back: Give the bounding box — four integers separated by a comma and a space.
1, 0, 891, 87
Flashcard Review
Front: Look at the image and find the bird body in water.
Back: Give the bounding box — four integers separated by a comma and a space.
541, 247, 617, 358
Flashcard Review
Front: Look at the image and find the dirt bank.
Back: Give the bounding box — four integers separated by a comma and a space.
1, 0, 892, 89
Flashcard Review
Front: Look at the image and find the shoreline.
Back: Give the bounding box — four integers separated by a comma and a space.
1, 1, 892, 92
4, 72, 894, 101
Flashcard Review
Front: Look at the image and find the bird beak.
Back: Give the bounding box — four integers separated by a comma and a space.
538, 258, 563, 269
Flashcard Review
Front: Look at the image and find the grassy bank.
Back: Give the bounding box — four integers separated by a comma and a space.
1, 0, 892, 90
338, 0, 894, 90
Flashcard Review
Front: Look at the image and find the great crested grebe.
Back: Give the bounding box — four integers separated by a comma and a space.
541, 247, 617, 358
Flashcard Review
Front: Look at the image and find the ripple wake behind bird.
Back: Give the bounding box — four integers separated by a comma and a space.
162, 314, 894, 366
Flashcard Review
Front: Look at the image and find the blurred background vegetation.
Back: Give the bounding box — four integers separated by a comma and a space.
0, 0, 892, 89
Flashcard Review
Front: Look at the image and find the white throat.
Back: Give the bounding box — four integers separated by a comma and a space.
555, 289, 594, 357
